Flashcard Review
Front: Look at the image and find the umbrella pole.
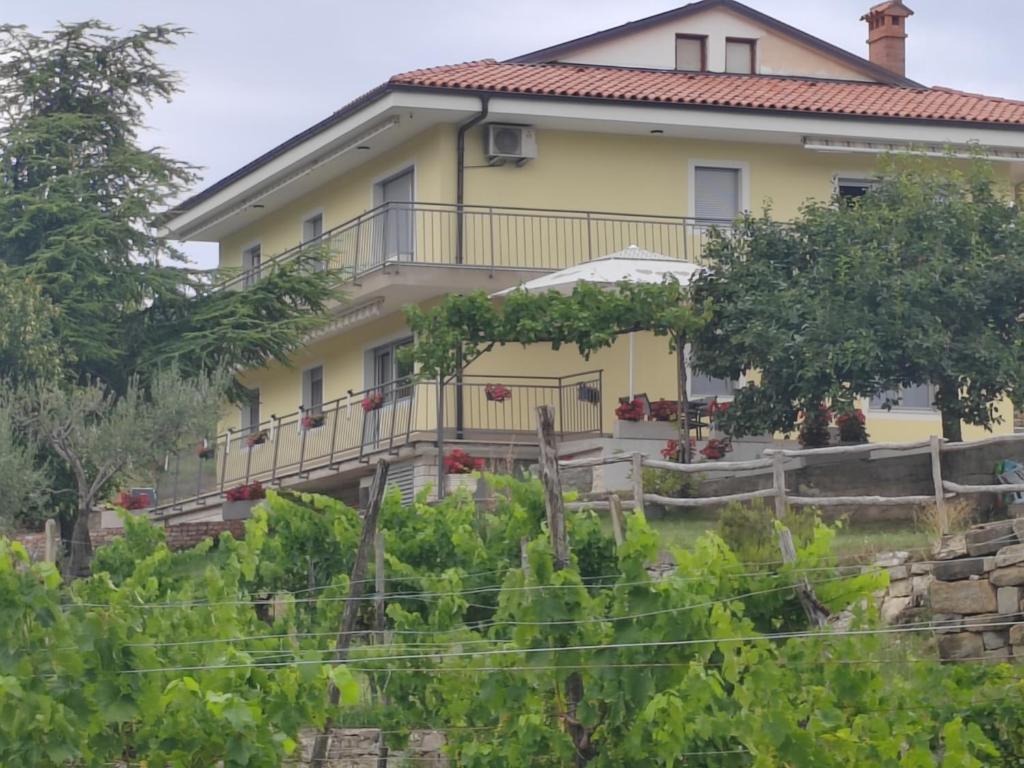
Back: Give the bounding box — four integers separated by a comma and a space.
628, 332, 635, 398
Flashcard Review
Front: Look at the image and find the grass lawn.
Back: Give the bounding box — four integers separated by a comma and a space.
599, 510, 932, 563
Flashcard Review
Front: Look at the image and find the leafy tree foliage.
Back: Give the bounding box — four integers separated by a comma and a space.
691, 156, 1024, 441
0, 21, 340, 390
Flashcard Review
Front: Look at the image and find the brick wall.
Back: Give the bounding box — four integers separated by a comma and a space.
10, 519, 246, 561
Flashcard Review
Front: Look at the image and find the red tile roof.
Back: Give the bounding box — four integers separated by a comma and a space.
390, 60, 1024, 127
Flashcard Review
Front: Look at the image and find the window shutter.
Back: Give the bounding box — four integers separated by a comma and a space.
694, 167, 740, 223
675, 37, 704, 71
725, 40, 754, 74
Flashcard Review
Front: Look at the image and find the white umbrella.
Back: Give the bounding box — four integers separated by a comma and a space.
491, 245, 704, 397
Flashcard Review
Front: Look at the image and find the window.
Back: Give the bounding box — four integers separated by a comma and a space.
836, 177, 878, 203
377, 168, 414, 262
302, 212, 323, 243
242, 244, 261, 287
370, 337, 414, 400
694, 166, 741, 225
302, 365, 324, 415
686, 345, 735, 398
870, 383, 934, 411
725, 38, 756, 74
675, 34, 706, 72
240, 387, 261, 432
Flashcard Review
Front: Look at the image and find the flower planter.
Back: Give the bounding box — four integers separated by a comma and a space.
577, 384, 600, 404
612, 420, 680, 440
223, 499, 260, 521
484, 384, 512, 402
245, 430, 269, 448
197, 447, 215, 460
445, 474, 479, 496
302, 414, 325, 430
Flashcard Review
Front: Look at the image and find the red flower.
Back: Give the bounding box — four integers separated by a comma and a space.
226, 481, 265, 502
708, 399, 732, 419
301, 413, 325, 430
484, 383, 512, 402
615, 399, 646, 422
444, 449, 485, 475
700, 438, 733, 461
114, 490, 151, 510
649, 400, 679, 422
362, 391, 385, 412
660, 438, 697, 461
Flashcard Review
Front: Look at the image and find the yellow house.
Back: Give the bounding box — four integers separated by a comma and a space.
159, 0, 1024, 516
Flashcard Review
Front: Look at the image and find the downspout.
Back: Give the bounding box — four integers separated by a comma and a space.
453, 96, 490, 442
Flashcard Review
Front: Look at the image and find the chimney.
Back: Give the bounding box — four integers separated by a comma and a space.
861, 1, 914, 78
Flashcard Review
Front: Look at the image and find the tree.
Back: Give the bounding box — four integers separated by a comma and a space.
0, 398, 51, 530
690, 156, 1024, 442
0, 21, 340, 393
0, 266, 66, 386
11, 368, 226, 577
405, 280, 704, 460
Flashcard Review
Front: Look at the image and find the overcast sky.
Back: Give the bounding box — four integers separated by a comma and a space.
12, 0, 1024, 267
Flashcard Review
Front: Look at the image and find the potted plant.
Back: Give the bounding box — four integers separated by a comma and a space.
660, 437, 696, 462
444, 448, 484, 495
301, 412, 325, 430
615, 398, 645, 422
196, 440, 215, 460
797, 404, 833, 449
699, 437, 733, 461
362, 390, 385, 412
245, 429, 269, 448
835, 408, 868, 444
114, 490, 152, 510
649, 399, 679, 422
484, 383, 512, 403
223, 480, 266, 520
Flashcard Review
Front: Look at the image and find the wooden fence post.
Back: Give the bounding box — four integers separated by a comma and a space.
535, 405, 569, 570
771, 451, 787, 519
535, 405, 591, 766
375, 531, 387, 644
778, 526, 829, 628
608, 494, 625, 547
44, 518, 58, 564
310, 459, 389, 765
929, 435, 949, 535
631, 452, 646, 520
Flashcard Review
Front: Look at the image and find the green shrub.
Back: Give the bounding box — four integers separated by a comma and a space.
641, 467, 702, 498
717, 499, 818, 565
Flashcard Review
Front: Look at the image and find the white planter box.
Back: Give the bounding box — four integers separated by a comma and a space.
445, 475, 479, 496
612, 420, 680, 440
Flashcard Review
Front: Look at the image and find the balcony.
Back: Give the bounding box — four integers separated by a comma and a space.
152, 371, 603, 513
223, 202, 727, 291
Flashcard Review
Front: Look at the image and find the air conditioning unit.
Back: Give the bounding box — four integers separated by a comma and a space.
486, 124, 537, 165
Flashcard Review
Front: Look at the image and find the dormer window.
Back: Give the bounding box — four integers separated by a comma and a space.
675, 34, 706, 72
725, 38, 756, 74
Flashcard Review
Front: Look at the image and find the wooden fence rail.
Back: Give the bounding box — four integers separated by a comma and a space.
561, 433, 1024, 533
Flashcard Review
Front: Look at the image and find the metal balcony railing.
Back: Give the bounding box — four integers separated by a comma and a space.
221, 202, 730, 290
153, 371, 603, 512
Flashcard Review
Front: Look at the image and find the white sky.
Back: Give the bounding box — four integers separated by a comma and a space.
12, 0, 1024, 268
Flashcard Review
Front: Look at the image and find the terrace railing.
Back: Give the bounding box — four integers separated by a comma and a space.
153, 370, 603, 512
221, 202, 729, 291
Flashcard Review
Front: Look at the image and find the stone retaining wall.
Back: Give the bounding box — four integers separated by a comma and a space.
929, 518, 1024, 661
289, 728, 447, 767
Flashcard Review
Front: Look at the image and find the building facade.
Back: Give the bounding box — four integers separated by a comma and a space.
159, 0, 1024, 517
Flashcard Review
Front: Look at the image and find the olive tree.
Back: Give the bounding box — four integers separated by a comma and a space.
12, 368, 226, 577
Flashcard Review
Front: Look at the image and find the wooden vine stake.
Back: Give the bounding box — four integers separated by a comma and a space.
310, 459, 389, 765
535, 406, 592, 765
608, 494, 625, 547
771, 451, 829, 628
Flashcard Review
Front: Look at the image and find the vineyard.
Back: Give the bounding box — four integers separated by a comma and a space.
3, 471, 1024, 766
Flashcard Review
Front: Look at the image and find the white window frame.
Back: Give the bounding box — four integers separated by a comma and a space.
684, 344, 739, 400
240, 386, 261, 433
241, 240, 262, 287
866, 383, 938, 417
833, 174, 879, 201
300, 209, 325, 244
301, 363, 325, 415
688, 160, 751, 225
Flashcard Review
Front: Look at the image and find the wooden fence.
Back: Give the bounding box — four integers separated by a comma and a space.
560, 432, 1024, 535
